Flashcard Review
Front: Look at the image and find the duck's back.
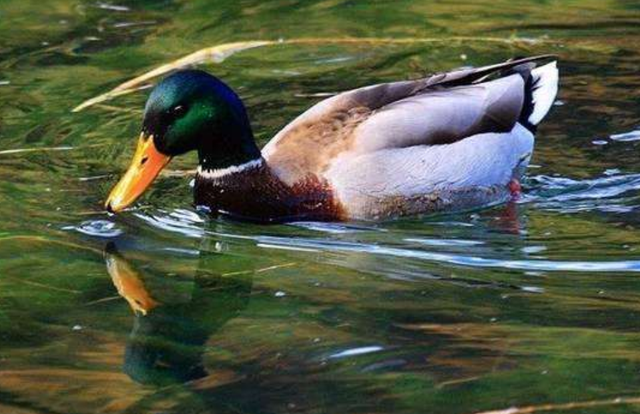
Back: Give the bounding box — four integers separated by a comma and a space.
262, 56, 559, 219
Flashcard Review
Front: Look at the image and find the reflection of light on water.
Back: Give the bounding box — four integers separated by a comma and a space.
63, 220, 123, 237
292, 221, 383, 234
329, 346, 384, 359
95, 2, 130, 11
526, 172, 640, 213
257, 243, 320, 253
610, 129, 640, 142
134, 209, 205, 238
521, 286, 545, 293
161, 247, 200, 256
405, 238, 484, 247
252, 235, 640, 273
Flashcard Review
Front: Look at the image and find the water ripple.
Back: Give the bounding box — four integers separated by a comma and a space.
134, 209, 204, 238
292, 221, 383, 234
63, 220, 123, 237
252, 236, 640, 273
121, 203, 640, 274
527, 172, 640, 212
405, 238, 484, 247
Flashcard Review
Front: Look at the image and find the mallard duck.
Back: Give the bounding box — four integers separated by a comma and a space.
105, 56, 558, 222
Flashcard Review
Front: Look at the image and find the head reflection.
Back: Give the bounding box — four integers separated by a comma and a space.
104, 241, 252, 385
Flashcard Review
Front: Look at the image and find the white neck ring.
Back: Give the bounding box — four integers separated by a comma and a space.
197, 158, 263, 180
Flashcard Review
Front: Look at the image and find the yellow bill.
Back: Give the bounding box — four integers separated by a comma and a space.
105, 133, 171, 213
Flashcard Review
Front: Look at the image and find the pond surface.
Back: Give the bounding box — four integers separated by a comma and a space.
1, 1, 640, 413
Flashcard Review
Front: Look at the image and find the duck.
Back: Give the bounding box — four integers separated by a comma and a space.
105, 55, 559, 222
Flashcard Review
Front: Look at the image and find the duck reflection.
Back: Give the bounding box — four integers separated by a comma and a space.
103, 241, 252, 385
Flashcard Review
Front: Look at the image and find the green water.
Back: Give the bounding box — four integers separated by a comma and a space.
2, 1, 640, 413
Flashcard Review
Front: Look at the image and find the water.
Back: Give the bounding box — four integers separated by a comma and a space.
1, 1, 640, 413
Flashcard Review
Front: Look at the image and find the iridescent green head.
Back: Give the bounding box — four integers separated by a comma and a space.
105, 69, 260, 213
144, 69, 259, 163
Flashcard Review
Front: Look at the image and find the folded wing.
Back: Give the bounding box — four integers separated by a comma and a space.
262, 56, 557, 185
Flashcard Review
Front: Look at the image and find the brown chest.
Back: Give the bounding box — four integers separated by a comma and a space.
194, 165, 345, 223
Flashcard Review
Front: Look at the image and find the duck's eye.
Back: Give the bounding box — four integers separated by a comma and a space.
170, 105, 187, 118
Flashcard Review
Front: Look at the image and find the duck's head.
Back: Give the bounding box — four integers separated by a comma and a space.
105, 69, 260, 213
